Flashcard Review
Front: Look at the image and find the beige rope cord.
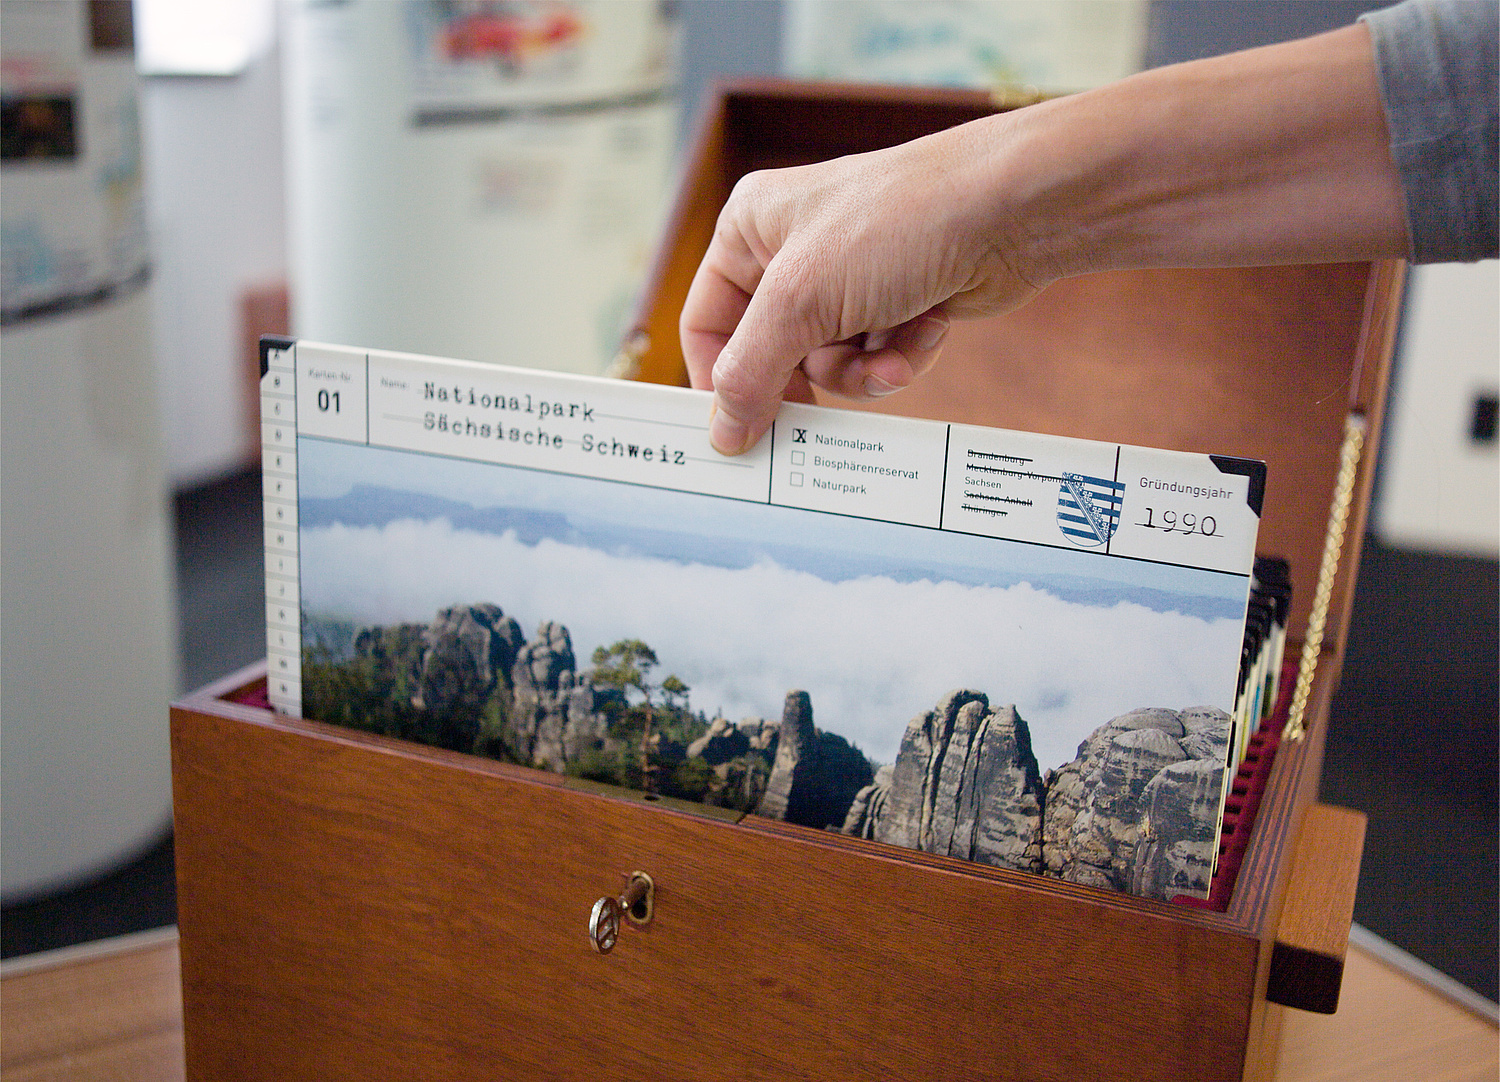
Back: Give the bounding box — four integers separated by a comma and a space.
1284, 412, 1367, 742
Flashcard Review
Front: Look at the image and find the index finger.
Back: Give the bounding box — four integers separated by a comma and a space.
681, 225, 822, 455
680, 256, 752, 393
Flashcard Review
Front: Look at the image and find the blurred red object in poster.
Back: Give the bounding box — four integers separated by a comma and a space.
441, 4, 585, 66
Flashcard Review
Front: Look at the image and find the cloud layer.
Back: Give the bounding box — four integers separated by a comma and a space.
300, 519, 1242, 771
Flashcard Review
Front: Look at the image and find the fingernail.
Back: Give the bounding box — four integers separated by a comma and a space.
863, 374, 901, 398
912, 314, 949, 351
864, 328, 892, 352
709, 401, 750, 455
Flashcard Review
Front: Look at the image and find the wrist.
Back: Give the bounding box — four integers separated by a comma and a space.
970, 22, 1407, 282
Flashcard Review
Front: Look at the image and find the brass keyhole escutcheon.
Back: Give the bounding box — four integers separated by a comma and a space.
589, 872, 654, 954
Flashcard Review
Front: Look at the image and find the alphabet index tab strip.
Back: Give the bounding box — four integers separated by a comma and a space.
260, 341, 301, 717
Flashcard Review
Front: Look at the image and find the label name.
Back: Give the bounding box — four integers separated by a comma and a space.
581, 433, 685, 464
814, 434, 884, 454
418, 412, 688, 465
424, 413, 564, 448
424, 382, 594, 422
813, 455, 918, 480
1139, 477, 1234, 500
813, 478, 867, 495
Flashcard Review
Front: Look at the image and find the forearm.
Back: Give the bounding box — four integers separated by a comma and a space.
989, 22, 1410, 280
682, 19, 1414, 455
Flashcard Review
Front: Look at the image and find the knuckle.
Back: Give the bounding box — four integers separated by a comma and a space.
762, 246, 832, 328
709, 353, 763, 416
728, 168, 775, 204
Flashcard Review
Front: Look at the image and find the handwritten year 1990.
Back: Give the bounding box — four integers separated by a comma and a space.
1136, 508, 1218, 536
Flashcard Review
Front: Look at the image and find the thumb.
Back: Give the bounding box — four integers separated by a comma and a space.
801, 307, 950, 400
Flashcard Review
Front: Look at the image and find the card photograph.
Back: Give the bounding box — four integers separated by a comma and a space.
297, 435, 1248, 901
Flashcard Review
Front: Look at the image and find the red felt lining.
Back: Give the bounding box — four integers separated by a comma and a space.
1174, 658, 1299, 912
226, 681, 272, 710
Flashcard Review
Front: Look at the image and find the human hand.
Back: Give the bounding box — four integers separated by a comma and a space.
679, 20, 1409, 458
679, 115, 1051, 455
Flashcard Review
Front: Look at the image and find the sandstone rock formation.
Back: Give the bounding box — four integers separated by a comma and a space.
1042, 706, 1229, 899
686, 715, 751, 765
335, 600, 1235, 903
409, 603, 525, 750
507, 621, 618, 771
1179, 707, 1231, 762
710, 753, 771, 814
413, 603, 523, 713
739, 716, 779, 754
856, 690, 1045, 873
353, 622, 426, 676
757, 691, 819, 822
1129, 758, 1224, 899
811, 728, 880, 832
840, 764, 893, 839
341, 605, 1243, 904
512, 620, 575, 694
755, 691, 873, 830
688, 716, 775, 813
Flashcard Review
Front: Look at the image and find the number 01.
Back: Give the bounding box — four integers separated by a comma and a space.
317, 389, 340, 413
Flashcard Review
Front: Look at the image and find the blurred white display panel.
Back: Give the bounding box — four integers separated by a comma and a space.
133, 0, 274, 76
138, 39, 286, 486
784, 0, 1147, 90
1376, 261, 1499, 557
1, 0, 178, 899
283, 0, 679, 376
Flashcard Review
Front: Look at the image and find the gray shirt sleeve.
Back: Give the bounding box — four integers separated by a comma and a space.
1361, 0, 1498, 262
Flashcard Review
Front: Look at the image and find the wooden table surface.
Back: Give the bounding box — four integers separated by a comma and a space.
2, 927, 1494, 1081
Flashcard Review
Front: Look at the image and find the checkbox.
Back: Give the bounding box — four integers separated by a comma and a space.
790, 472, 804, 487
791, 450, 805, 465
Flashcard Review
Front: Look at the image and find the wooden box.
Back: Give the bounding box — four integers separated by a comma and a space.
172, 81, 1401, 1080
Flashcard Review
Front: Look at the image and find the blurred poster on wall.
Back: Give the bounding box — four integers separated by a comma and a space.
406, 1, 674, 116
784, 0, 1147, 92
284, 1, 679, 377
1, 0, 148, 325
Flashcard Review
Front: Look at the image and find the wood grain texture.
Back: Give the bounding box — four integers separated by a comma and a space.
172, 699, 1263, 1082
179, 83, 1405, 1080
1, 934, 184, 1082
7, 928, 1490, 1082
1267, 805, 1368, 1014
624, 88, 1402, 981
1230, 657, 1342, 1078
1277, 948, 1499, 1082
1320, 259, 1405, 667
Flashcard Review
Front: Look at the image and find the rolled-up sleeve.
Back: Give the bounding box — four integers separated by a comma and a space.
1361, 0, 1498, 262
